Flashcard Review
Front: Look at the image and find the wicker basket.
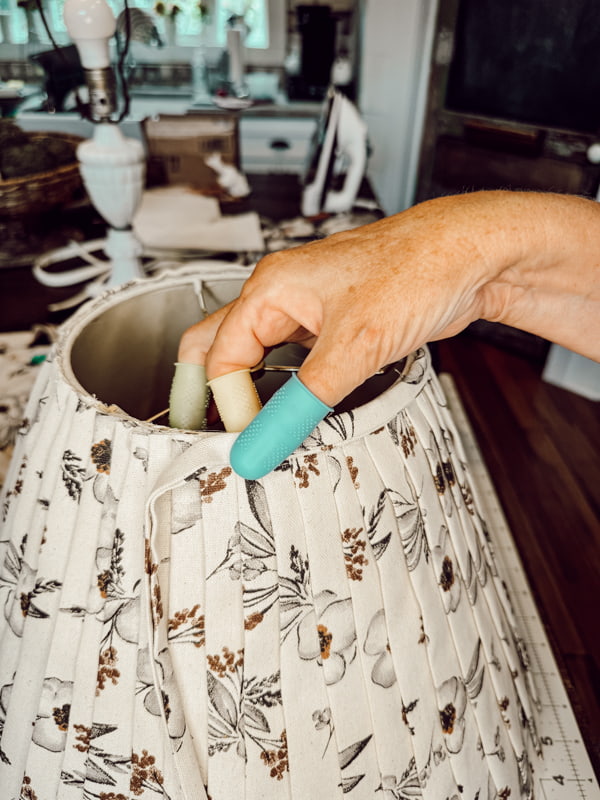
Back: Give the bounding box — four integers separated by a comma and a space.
0, 132, 84, 217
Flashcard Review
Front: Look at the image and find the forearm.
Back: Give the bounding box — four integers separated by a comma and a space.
478, 192, 600, 360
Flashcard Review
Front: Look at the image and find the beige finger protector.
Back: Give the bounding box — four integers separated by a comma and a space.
208, 369, 263, 432
169, 362, 209, 430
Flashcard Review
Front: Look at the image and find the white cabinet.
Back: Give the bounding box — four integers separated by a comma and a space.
239, 116, 317, 174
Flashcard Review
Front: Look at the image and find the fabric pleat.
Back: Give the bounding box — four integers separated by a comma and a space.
0, 276, 542, 800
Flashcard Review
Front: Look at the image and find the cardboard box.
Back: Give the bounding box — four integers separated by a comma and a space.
143, 113, 239, 191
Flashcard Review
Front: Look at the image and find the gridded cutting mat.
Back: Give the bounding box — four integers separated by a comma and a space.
440, 373, 599, 799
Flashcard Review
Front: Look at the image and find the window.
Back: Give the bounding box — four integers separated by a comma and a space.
3, 0, 285, 64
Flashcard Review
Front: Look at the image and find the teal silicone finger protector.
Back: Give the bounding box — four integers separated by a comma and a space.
230, 373, 332, 479
169, 362, 209, 430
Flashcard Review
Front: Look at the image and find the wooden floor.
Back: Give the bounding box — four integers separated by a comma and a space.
435, 332, 600, 779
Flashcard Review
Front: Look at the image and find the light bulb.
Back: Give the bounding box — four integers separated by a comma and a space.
63, 0, 116, 70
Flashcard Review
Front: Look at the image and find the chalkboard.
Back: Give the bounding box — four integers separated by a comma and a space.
446, 0, 600, 133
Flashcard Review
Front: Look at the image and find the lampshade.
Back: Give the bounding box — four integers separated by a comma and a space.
0, 266, 541, 799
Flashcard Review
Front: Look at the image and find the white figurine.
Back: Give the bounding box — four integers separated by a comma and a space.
205, 152, 251, 198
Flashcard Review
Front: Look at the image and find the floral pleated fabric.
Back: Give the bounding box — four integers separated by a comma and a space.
0, 341, 542, 800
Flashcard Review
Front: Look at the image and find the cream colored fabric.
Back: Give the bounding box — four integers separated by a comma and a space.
0, 275, 541, 799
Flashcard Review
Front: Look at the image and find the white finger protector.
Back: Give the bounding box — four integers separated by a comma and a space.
208, 369, 263, 432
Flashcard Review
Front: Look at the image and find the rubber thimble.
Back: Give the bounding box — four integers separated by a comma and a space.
169, 362, 209, 430
230, 373, 332, 479
208, 368, 263, 432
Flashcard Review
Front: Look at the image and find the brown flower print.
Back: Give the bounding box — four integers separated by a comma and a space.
260, 729, 288, 780
341, 527, 368, 581
295, 453, 320, 488
199, 467, 232, 502
91, 438, 112, 474
97, 646, 120, 695
168, 604, 206, 647
208, 646, 244, 678
73, 723, 92, 753
245, 612, 264, 631
130, 749, 165, 796
346, 456, 359, 488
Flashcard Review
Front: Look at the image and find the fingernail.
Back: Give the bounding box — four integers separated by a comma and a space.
230, 373, 332, 479
169, 362, 209, 430
208, 369, 262, 432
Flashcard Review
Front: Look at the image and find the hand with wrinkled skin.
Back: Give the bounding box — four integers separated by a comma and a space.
178, 190, 600, 409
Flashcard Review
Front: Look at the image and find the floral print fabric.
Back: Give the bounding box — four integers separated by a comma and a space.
0, 303, 541, 799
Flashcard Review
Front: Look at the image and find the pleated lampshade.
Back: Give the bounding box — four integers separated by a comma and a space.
0, 266, 542, 800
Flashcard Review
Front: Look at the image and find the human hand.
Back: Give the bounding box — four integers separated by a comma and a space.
174, 190, 600, 477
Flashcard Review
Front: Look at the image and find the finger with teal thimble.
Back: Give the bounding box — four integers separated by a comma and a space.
169, 362, 209, 430
230, 372, 333, 480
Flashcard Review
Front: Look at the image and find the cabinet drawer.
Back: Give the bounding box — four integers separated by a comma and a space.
240, 117, 317, 174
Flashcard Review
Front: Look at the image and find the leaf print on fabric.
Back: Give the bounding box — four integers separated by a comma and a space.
297, 590, 357, 685
390, 473, 429, 572
363, 609, 397, 688
0, 540, 61, 636
245, 479, 272, 535
279, 545, 312, 643
401, 348, 427, 385
438, 676, 467, 754
387, 410, 418, 459
380, 755, 421, 798
63, 724, 171, 799
207, 658, 285, 768
61, 449, 86, 501
477, 725, 506, 764
323, 409, 355, 442
1, 454, 28, 521
364, 489, 392, 561
465, 639, 485, 702
338, 734, 372, 794
96, 527, 126, 600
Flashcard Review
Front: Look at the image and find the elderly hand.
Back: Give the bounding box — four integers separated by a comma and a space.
175, 190, 600, 477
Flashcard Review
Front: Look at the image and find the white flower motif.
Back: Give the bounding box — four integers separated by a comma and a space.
363, 608, 397, 688
297, 590, 356, 684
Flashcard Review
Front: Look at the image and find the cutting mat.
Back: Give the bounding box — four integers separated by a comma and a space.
440, 373, 600, 800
